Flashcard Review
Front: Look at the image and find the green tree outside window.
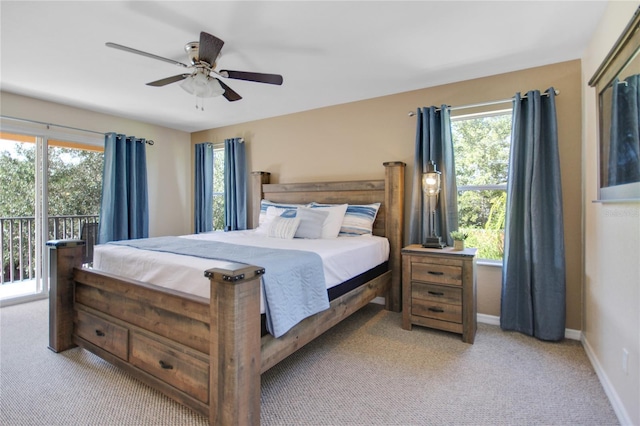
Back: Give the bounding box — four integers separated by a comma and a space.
452, 112, 511, 261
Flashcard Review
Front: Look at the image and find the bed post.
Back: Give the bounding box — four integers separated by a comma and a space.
383, 162, 405, 313
206, 264, 264, 426
250, 171, 271, 229
46, 239, 84, 353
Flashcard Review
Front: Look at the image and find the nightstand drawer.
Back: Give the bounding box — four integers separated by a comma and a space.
75, 310, 129, 360
412, 299, 462, 323
412, 282, 461, 305
130, 332, 209, 404
412, 262, 462, 286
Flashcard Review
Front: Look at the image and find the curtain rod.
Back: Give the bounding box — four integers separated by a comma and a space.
0, 114, 154, 145
408, 89, 560, 116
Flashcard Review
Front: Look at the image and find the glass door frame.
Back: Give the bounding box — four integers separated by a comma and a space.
0, 120, 103, 307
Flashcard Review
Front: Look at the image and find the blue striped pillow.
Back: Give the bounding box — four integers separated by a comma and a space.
339, 203, 381, 236
259, 200, 308, 226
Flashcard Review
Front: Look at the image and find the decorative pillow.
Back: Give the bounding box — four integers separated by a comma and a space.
309, 203, 348, 238
268, 216, 301, 239
294, 207, 330, 239
339, 203, 381, 236
255, 206, 290, 235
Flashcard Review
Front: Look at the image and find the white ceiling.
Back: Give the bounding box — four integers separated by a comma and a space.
1, 1, 608, 133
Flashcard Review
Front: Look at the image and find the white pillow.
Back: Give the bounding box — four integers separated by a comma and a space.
309, 203, 348, 238
294, 207, 330, 239
268, 216, 300, 239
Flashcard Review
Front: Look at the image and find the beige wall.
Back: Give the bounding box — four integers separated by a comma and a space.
582, 2, 640, 425
192, 59, 583, 330
1, 92, 193, 238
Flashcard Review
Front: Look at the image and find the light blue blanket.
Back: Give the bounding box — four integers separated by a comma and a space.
110, 236, 329, 338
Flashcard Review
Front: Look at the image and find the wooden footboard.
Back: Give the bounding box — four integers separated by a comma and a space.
47, 161, 405, 425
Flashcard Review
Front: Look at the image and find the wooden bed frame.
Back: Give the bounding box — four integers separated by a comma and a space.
48, 161, 405, 425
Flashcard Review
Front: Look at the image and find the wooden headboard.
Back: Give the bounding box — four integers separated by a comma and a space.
250, 162, 405, 312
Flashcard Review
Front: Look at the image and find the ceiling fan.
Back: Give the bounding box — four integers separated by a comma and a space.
106, 31, 283, 102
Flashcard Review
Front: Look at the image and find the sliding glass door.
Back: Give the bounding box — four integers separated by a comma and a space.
0, 133, 41, 302
0, 130, 103, 306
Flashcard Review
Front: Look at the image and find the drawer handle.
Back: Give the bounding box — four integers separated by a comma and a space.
428, 307, 445, 313
428, 291, 445, 296
159, 360, 174, 370
428, 271, 444, 276
95, 330, 105, 337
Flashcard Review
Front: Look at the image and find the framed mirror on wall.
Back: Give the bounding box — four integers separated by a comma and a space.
589, 6, 640, 202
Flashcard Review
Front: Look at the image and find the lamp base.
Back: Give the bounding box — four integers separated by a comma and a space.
422, 236, 446, 249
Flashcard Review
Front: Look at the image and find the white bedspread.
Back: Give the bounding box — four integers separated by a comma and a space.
93, 230, 389, 312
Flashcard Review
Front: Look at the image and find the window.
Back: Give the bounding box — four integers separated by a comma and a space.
1, 131, 103, 305
451, 110, 512, 262
212, 146, 225, 230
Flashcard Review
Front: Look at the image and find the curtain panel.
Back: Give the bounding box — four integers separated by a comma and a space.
224, 138, 247, 231
500, 88, 566, 341
408, 106, 458, 246
98, 133, 149, 244
194, 143, 213, 233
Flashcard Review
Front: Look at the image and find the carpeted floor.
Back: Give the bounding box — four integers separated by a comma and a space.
0, 299, 619, 425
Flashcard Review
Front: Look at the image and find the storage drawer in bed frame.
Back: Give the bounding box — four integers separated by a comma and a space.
73, 305, 210, 414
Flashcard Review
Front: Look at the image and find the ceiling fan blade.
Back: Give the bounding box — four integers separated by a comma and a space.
198, 32, 225, 65
106, 42, 189, 68
216, 79, 242, 102
221, 70, 283, 85
146, 74, 190, 87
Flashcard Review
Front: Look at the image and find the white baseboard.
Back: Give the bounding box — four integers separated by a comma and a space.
582, 336, 632, 425
477, 313, 500, 326
564, 328, 582, 341
476, 313, 582, 341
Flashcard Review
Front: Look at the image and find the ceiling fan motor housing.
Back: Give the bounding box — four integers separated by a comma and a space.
185, 42, 200, 65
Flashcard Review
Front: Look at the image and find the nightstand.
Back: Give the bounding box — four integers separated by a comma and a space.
401, 244, 477, 343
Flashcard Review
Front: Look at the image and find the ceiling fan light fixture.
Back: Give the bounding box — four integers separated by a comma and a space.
180, 71, 225, 98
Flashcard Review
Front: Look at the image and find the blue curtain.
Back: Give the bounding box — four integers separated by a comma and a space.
98, 133, 149, 244
609, 75, 640, 186
409, 106, 458, 246
500, 89, 566, 341
224, 138, 247, 231
194, 143, 213, 233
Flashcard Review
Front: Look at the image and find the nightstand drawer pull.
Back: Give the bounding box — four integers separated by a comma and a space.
158, 360, 174, 370
428, 291, 445, 296
95, 330, 105, 337
428, 307, 445, 313
428, 271, 444, 276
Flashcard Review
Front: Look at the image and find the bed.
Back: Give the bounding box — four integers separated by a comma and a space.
47, 161, 405, 425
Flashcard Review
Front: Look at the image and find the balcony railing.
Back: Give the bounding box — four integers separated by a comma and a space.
1, 215, 99, 284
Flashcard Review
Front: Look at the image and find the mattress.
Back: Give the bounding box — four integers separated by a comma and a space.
93, 230, 390, 312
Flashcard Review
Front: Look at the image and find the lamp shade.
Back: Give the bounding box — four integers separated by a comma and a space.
422, 161, 441, 196
180, 72, 225, 98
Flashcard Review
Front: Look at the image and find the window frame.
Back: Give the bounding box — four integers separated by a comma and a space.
451, 108, 512, 265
